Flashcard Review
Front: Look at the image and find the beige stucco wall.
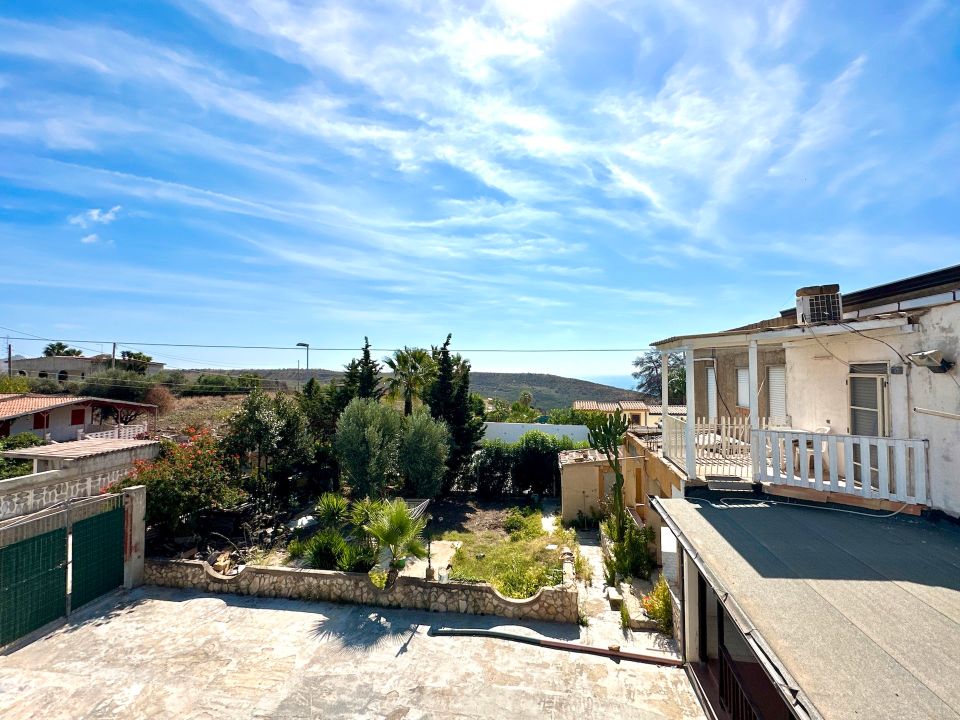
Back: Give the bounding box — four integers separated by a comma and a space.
693, 346, 786, 420
560, 447, 641, 523
784, 302, 960, 516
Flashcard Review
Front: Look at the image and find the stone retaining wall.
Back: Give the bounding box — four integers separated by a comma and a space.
145, 558, 579, 624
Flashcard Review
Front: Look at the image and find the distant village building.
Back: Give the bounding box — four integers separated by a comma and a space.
572, 399, 650, 426
10, 354, 165, 381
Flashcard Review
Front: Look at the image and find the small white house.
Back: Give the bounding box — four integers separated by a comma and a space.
652, 264, 960, 519
0, 394, 156, 442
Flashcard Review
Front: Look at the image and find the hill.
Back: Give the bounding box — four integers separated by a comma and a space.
183, 368, 643, 410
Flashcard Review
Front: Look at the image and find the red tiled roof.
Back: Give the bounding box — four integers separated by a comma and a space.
0, 394, 93, 421
573, 400, 649, 412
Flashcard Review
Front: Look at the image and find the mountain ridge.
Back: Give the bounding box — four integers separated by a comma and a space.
184, 368, 643, 410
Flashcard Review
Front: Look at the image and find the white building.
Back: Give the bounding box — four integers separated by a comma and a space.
652, 264, 960, 518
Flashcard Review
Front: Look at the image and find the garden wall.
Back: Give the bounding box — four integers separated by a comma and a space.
0, 442, 160, 520
145, 557, 579, 625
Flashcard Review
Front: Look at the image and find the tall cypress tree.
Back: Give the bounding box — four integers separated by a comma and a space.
357, 337, 383, 400
427, 334, 484, 492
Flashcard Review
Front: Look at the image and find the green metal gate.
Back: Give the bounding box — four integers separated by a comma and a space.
0, 526, 67, 646
71, 505, 125, 610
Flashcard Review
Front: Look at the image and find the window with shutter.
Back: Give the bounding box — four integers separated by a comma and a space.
736, 368, 749, 408
768, 366, 786, 422
70, 408, 85, 426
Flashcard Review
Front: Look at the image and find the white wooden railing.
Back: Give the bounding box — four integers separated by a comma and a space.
663, 415, 686, 466
752, 429, 929, 506
664, 416, 790, 477
78, 423, 148, 440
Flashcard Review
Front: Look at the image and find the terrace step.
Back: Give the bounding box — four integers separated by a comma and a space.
706, 477, 754, 492
606, 586, 623, 609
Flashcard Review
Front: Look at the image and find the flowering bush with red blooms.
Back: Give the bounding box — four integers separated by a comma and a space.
115, 427, 243, 537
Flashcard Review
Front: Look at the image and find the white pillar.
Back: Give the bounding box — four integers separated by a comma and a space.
685, 348, 696, 482
748, 339, 760, 480
661, 350, 671, 444
748, 339, 759, 430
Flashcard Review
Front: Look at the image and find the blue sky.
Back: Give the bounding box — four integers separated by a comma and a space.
1, 1, 959, 382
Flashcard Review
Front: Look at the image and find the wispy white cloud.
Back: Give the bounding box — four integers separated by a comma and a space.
79, 233, 99, 244
68, 204, 122, 228
1, 2, 957, 375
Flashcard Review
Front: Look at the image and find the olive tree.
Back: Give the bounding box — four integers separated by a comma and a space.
334, 398, 403, 497
398, 411, 449, 498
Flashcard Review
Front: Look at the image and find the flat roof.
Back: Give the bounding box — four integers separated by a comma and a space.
654, 494, 960, 720
0, 438, 160, 461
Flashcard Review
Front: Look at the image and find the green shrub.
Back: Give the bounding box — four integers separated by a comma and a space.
398, 411, 449, 498
304, 528, 347, 570
573, 548, 593, 584
503, 506, 543, 540
0, 376, 30, 393
0, 433, 46, 480
468, 432, 587, 499
112, 429, 240, 538
369, 568, 388, 589
287, 538, 306, 560
498, 556, 556, 599
612, 523, 656, 580
315, 492, 349, 529
335, 541, 376, 572
620, 599, 631, 630
469, 440, 514, 498
602, 553, 617, 587
642, 575, 674, 635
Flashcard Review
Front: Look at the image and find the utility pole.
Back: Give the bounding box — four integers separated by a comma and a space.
7, 343, 12, 377
111, 342, 116, 370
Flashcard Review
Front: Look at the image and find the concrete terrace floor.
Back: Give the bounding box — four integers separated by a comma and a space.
0, 587, 704, 720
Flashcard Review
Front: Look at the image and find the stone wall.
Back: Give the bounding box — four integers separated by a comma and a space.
0, 443, 160, 520
145, 557, 579, 624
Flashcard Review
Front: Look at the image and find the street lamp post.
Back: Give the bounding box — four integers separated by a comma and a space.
296, 342, 309, 384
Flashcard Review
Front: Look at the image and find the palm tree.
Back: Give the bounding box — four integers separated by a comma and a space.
384, 347, 435, 416
349, 497, 384, 549
364, 499, 427, 587
43, 342, 82, 357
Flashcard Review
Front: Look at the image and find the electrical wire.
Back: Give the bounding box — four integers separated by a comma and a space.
805, 324, 852, 367
0, 326, 646, 353
837, 322, 910, 364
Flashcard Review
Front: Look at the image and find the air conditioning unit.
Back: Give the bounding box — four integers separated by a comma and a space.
796, 284, 842, 324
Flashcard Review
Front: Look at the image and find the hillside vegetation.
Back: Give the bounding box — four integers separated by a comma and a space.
185, 368, 643, 410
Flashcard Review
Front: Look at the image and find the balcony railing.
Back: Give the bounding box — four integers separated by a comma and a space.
78, 424, 148, 440
752, 429, 929, 506
663, 417, 789, 478
663, 415, 686, 466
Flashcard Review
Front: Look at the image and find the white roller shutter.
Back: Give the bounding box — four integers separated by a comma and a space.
706, 367, 717, 421
768, 366, 786, 423
736, 368, 749, 408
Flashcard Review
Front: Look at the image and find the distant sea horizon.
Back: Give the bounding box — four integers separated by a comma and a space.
581, 374, 636, 390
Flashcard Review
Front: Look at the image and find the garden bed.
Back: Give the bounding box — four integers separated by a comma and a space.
438, 504, 573, 599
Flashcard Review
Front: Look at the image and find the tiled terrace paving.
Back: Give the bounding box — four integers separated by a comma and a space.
0, 586, 704, 720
